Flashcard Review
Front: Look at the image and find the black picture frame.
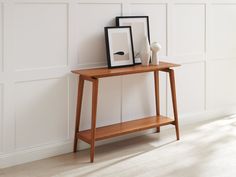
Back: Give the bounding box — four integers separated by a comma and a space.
104, 26, 135, 68
116, 16, 150, 64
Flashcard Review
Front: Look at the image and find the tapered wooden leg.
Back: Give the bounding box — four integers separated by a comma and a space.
169, 69, 180, 140
154, 71, 160, 133
73, 76, 85, 152
90, 79, 99, 162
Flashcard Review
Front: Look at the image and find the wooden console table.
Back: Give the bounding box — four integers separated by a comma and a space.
72, 61, 180, 162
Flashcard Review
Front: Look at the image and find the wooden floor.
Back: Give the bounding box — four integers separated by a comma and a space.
1, 115, 236, 177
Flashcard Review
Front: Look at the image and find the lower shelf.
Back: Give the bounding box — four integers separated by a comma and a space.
77, 115, 175, 144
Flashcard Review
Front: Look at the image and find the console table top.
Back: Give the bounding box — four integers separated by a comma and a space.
72, 61, 180, 78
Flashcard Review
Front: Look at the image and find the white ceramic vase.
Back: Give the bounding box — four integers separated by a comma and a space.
140, 37, 151, 66
151, 42, 162, 65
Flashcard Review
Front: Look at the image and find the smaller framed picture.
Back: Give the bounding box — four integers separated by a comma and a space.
116, 16, 150, 64
104, 26, 135, 68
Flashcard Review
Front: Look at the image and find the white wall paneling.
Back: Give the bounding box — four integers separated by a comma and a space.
167, 62, 205, 118
209, 4, 236, 60
0, 3, 3, 72
0, 4, 4, 154
76, 3, 122, 66
15, 77, 69, 149
0, 84, 3, 153
0, 1, 72, 167
171, 3, 206, 63
9, 2, 68, 71
122, 72, 167, 121
80, 76, 122, 131
1, 0, 236, 168
207, 60, 236, 109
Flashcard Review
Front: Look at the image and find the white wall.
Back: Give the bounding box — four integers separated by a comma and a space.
1, 0, 236, 168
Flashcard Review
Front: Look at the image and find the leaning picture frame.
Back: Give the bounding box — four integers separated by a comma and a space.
116, 16, 150, 64
104, 26, 135, 68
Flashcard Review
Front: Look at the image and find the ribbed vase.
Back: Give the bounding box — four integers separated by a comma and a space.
140, 37, 151, 66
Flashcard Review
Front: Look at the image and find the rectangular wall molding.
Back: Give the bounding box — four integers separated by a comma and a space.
10, 2, 69, 71
14, 77, 69, 150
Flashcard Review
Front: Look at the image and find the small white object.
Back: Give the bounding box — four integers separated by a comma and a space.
151, 42, 162, 65
140, 37, 151, 66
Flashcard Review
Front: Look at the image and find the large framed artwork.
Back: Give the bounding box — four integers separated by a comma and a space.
104, 26, 135, 68
116, 16, 150, 64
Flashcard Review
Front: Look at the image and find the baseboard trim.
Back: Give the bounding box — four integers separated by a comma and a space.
0, 141, 73, 169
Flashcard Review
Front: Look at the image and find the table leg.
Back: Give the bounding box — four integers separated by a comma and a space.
169, 69, 180, 140
154, 71, 160, 133
73, 76, 85, 152
90, 79, 99, 162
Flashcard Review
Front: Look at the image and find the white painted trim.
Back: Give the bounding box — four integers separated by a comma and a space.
0, 140, 73, 169
13, 0, 70, 4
